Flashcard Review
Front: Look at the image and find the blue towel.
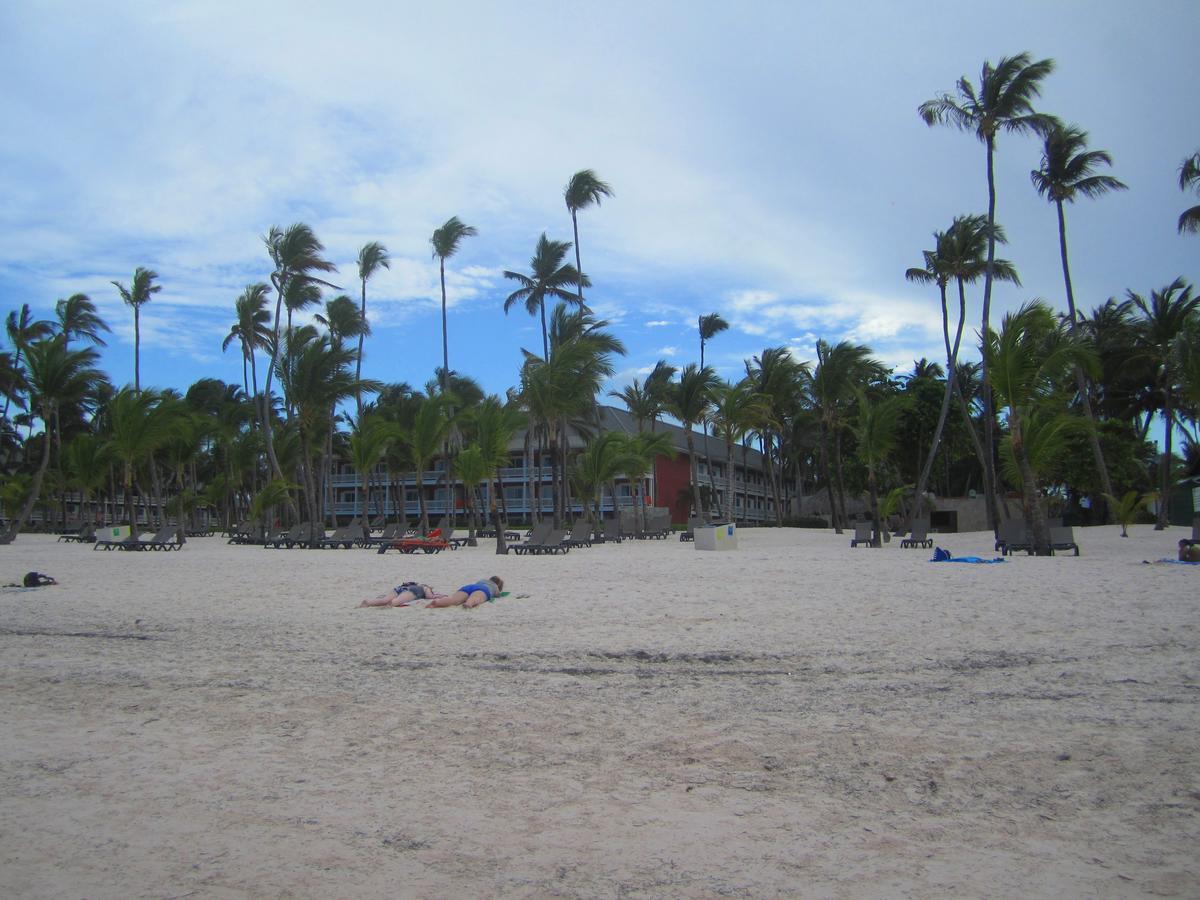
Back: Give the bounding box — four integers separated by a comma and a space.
930, 547, 1005, 564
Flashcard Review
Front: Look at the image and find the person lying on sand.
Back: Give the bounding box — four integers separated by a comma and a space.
426, 576, 505, 609
1179, 539, 1200, 563
358, 582, 448, 608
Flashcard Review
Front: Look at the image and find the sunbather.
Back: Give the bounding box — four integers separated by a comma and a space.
426, 576, 505, 609
1180, 539, 1200, 563
359, 581, 448, 608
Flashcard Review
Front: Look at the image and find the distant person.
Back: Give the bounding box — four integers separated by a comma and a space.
359, 582, 448, 608
426, 576, 505, 609
1179, 540, 1200, 563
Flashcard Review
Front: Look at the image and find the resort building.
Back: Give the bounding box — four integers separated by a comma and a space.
326, 405, 790, 526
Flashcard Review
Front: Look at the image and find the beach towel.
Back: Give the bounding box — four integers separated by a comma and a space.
930, 547, 1005, 564
1142, 559, 1200, 566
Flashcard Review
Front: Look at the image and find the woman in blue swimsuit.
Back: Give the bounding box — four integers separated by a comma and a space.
426, 576, 505, 609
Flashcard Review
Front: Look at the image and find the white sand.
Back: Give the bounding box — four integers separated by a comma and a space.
1, 525, 1197, 898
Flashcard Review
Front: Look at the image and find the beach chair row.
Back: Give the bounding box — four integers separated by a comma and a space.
995, 518, 1080, 556
93, 527, 185, 551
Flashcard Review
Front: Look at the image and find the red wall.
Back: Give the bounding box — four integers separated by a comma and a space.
654, 455, 693, 525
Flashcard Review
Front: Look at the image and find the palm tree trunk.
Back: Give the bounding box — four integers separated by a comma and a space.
741, 440, 751, 523
915, 280, 967, 518
439, 260, 449, 395
356, 278, 366, 418
1056, 199, 1116, 521
980, 136, 1000, 535
818, 425, 839, 531
686, 428, 701, 520
0, 403, 54, 542
571, 211, 584, 303
832, 429, 849, 529
133, 306, 141, 393
1011, 411, 1051, 554
492, 470, 508, 555
1156, 389, 1173, 530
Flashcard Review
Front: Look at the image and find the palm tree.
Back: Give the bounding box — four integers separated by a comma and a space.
223, 284, 272, 402
400, 393, 454, 535
1103, 490, 1154, 538
670, 363, 720, 523
103, 388, 169, 535
1178, 150, 1200, 234
906, 215, 1018, 520
315, 295, 369, 351
262, 223, 339, 485
3, 304, 52, 422
466, 394, 525, 554
453, 445, 489, 545
984, 301, 1096, 554
563, 169, 613, 303
709, 379, 770, 522
1032, 122, 1127, 516
55, 294, 110, 348
808, 341, 885, 531
1128, 278, 1200, 528
503, 233, 590, 360
569, 431, 630, 526
920, 52, 1056, 531
356, 241, 390, 415
430, 216, 477, 395
745, 347, 809, 526
698, 313, 729, 506
62, 432, 113, 525
347, 414, 392, 537
111, 267, 162, 392
852, 390, 907, 546
0, 337, 103, 542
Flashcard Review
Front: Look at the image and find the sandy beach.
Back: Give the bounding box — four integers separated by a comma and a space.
1, 525, 1197, 898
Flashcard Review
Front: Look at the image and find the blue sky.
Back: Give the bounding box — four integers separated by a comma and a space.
1, 0, 1197, 405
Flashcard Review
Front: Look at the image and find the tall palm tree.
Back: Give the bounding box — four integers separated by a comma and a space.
698, 313, 729, 506
709, 379, 770, 521
920, 52, 1056, 531
503, 233, 590, 360
3, 304, 53, 422
670, 363, 720, 523
466, 394, 525, 554
430, 216, 477, 395
0, 337, 103, 542
400, 393, 454, 535
563, 169, 613, 303
315, 295, 369, 351
745, 347, 809, 526
569, 431, 630, 526
453, 444, 489, 545
262, 223, 338, 485
223, 284, 272, 402
1128, 278, 1200, 528
852, 390, 907, 546
55, 294, 110, 348
984, 301, 1096, 554
1032, 122, 1127, 516
111, 267, 162, 392
356, 241, 390, 415
1178, 150, 1200, 234
347, 414, 392, 536
103, 388, 169, 535
906, 215, 1018, 519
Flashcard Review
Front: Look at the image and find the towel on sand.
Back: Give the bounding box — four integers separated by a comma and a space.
930, 547, 1005, 564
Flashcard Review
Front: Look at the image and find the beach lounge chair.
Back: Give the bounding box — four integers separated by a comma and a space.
679, 516, 702, 542
357, 522, 400, 548
143, 526, 185, 551
264, 522, 312, 549
394, 529, 450, 554
315, 523, 360, 549
996, 518, 1031, 556
518, 528, 570, 555
94, 531, 148, 551
643, 508, 671, 539
563, 519, 593, 549
59, 523, 97, 544
849, 521, 874, 547
1049, 525, 1080, 556
505, 521, 553, 554
598, 517, 623, 543
900, 519, 933, 549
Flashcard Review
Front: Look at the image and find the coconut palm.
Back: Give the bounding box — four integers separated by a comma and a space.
55, 294, 110, 348
569, 431, 630, 526
102, 387, 170, 534
984, 301, 1096, 554
503, 233, 590, 360
315, 295, 369, 351
0, 337, 103, 542
262, 223, 338, 485
745, 347, 809, 526
920, 52, 1056, 531
430, 216, 477, 395
347, 414, 393, 538
453, 444, 489, 545
708, 379, 769, 521
563, 169, 613, 303
111, 267, 162, 392
1032, 122, 1127, 515
355, 241, 389, 415
808, 341, 886, 531
1127, 278, 1200, 528
852, 390, 907, 547
62, 432, 113, 525
400, 393, 454, 535
1178, 151, 1200, 234
670, 363, 720, 523
465, 394, 525, 554
697, 313, 729, 503
1103, 489, 1155, 537
223, 284, 272, 403
3, 304, 52, 422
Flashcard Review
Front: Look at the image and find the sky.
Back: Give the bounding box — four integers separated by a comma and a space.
1, 0, 1197, 408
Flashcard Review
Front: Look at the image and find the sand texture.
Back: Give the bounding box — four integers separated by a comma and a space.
1, 525, 1197, 898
